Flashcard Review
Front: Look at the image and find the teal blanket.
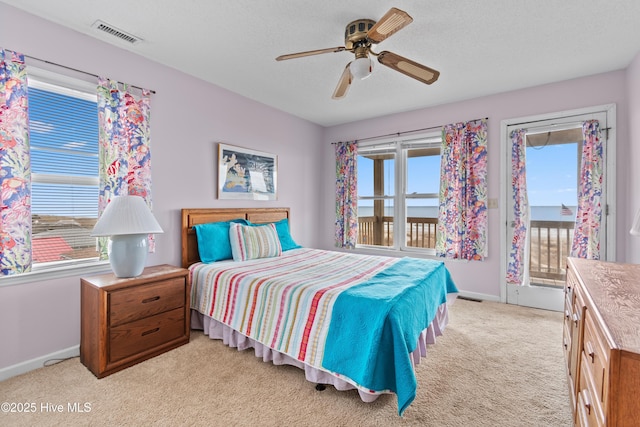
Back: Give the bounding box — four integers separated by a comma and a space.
322, 257, 458, 416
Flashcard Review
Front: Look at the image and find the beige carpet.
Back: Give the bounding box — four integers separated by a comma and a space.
0, 299, 573, 426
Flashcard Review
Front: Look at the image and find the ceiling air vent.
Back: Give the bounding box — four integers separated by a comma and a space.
91, 20, 142, 44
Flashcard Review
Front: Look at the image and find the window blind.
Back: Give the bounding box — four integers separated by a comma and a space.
28, 84, 100, 264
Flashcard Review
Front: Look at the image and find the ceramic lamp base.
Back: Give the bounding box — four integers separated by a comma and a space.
108, 234, 149, 278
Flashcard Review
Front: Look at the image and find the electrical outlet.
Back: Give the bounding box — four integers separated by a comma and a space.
488, 198, 498, 209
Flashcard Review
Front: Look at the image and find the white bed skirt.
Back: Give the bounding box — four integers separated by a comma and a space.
191, 300, 451, 403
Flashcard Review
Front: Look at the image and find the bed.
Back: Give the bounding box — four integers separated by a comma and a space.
181, 207, 458, 415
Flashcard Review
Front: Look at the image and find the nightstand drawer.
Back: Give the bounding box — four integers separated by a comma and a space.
110, 278, 185, 326
109, 307, 185, 362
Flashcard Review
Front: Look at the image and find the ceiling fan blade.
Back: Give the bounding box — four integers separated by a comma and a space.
332, 63, 353, 99
377, 51, 440, 85
367, 7, 413, 44
276, 46, 346, 61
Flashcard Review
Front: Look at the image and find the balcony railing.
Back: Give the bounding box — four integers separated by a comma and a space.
528, 220, 574, 283
357, 216, 438, 247
358, 216, 574, 285
357, 216, 437, 248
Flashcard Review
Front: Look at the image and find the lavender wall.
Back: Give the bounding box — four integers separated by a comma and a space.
627, 51, 640, 262
0, 4, 324, 370
321, 70, 631, 298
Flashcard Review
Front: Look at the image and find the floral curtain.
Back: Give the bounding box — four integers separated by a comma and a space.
436, 119, 488, 260
97, 78, 153, 259
570, 120, 603, 259
335, 141, 358, 248
0, 49, 31, 276
506, 129, 529, 285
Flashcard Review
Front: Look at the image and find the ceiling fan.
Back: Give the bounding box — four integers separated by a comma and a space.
276, 7, 440, 99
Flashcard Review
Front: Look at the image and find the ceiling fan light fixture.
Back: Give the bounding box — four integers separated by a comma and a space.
350, 56, 374, 80
275, 7, 438, 99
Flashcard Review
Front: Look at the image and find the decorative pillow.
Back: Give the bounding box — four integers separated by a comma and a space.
193, 219, 247, 263
229, 222, 282, 261
247, 218, 301, 251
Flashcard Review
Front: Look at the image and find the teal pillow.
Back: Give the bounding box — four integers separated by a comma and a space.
247, 218, 301, 251
193, 219, 247, 263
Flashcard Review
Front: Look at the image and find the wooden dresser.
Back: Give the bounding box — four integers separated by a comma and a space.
564, 257, 640, 426
80, 264, 190, 378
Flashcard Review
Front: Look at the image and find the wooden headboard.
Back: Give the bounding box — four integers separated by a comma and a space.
181, 207, 290, 268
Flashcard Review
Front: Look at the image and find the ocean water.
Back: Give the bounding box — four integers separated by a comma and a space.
358, 205, 577, 222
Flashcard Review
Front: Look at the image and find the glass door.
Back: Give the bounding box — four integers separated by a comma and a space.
503, 110, 610, 311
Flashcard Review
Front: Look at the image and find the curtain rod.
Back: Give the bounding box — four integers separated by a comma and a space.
331, 116, 488, 144
23, 53, 157, 94
509, 116, 611, 137
508, 112, 608, 129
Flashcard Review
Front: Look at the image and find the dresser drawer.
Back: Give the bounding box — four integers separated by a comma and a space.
563, 321, 572, 367
109, 307, 185, 363
576, 385, 600, 427
563, 293, 573, 334
578, 351, 605, 426
582, 309, 609, 409
568, 284, 585, 390
110, 278, 186, 326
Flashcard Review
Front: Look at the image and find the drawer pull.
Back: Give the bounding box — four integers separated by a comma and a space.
142, 296, 161, 304
565, 309, 571, 320
585, 341, 595, 363
141, 327, 160, 337
581, 389, 592, 415
572, 313, 580, 327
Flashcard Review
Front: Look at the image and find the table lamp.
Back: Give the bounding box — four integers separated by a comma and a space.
91, 195, 164, 277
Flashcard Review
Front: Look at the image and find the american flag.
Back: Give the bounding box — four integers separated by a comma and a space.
561, 204, 573, 216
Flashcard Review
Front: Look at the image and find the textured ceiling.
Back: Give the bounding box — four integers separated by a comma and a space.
3, 0, 640, 127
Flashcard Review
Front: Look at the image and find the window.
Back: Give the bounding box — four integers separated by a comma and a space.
357, 133, 441, 253
28, 71, 99, 268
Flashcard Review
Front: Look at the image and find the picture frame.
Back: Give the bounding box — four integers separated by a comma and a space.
217, 143, 277, 200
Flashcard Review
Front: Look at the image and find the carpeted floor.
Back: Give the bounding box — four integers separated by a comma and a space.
0, 299, 573, 426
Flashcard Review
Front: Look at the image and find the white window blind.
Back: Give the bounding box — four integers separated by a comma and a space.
28, 78, 100, 265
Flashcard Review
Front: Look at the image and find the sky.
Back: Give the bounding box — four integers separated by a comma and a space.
525, 143, 578, 207
357, 141, 579, 209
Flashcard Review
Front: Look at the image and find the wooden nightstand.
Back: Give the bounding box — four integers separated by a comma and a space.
80, 264, 190, 378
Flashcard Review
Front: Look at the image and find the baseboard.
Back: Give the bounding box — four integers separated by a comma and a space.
0, 345, 80, 382
456, 290, 500, 303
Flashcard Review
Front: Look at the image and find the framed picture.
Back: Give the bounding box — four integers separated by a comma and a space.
218, 143, 277, 200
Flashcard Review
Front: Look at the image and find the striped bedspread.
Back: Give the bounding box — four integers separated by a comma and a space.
190, 248, 396, 368
189, 247, 456, 414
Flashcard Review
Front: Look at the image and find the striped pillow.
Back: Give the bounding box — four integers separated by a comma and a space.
229, 222, 282, 261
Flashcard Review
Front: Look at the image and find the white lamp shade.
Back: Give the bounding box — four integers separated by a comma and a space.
631, 209, 640, 236
350, 57, 374, 80
92, 195, 163, 237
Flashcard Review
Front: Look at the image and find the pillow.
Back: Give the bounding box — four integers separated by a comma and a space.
229, 222, 282, 261
247, 218, 301, 251
193, 219, 247, 263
